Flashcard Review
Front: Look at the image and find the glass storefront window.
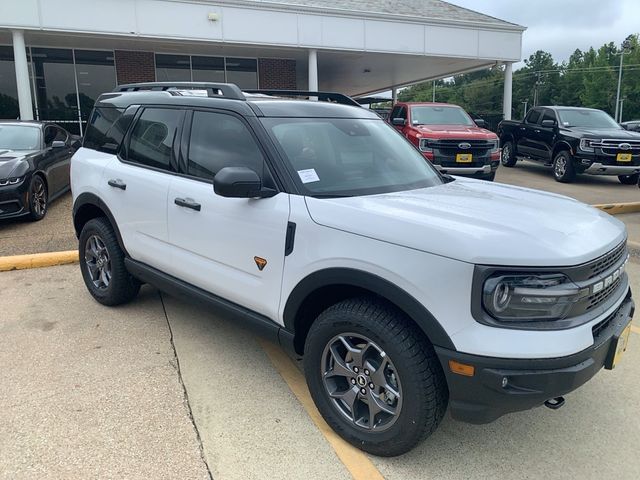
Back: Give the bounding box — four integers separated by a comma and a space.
155, 54, 191, 81
0, 46, 19, 119
225, 58, 258, 89
30, 47, 78, 126
191, 55, 225, 82
74, 50, 116, 123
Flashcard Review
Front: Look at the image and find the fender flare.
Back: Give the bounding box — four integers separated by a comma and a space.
552, 140, 574, 157
72, 192, 128, 255
283, 268, 455, 350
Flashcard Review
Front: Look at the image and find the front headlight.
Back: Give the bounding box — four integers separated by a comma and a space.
0, 176, 25, 186
579, 139, 596, 152
482, 273, 586, 321
488, 140, 499, 153
419, 138, 433, 152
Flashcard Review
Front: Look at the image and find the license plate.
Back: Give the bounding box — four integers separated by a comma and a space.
617, 153, 632, 162
611, 323, 632, 368
456, 153, 472, 163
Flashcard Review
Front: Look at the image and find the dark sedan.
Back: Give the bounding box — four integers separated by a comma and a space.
0, 121, 79, 221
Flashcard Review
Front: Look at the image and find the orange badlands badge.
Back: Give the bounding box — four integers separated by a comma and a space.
254, 256, 267, 271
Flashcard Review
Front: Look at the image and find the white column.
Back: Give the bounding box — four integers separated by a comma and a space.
12, 30, 33, 120
502, 62, 513, 121
308, 49, 318, 99
391, 87, 398, 104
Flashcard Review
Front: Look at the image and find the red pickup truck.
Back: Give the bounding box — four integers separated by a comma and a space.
389, 102, 500, 180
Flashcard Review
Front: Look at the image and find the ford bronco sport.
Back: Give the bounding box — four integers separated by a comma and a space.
72, 82, 634, 457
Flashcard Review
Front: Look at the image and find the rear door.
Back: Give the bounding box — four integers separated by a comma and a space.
99, 106, 184, 273
166, 109, 290, 320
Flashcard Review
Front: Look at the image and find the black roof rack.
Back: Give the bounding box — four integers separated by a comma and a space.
244, 89, 360, 107
356, 96, 393, 105
114, 82, 245, 100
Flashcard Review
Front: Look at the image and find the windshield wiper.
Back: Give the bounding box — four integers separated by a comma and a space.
310, 193, 350, 198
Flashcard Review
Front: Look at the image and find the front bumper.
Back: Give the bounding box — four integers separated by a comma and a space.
582, 162, 640, 176
434, 164, 493, 175
0, 180, 29, 219
435, 291, 634, 424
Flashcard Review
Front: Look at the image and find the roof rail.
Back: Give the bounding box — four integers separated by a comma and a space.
114, 82, 245, 100
244, 89, 360, 107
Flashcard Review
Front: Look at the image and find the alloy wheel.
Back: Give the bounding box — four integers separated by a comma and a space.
555, 156, 567, 177
84, 235, 112, 290
501, 144, 511, 164
321, 333, 402, 432
31, 178, 47, 216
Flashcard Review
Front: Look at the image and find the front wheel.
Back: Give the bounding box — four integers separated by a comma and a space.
618, 173, 640, 185
304, 297, 448, 457
552, 151, 576, 183
79, 217, 140, 306
500, 141, 517, 167
28, 175, 48, 221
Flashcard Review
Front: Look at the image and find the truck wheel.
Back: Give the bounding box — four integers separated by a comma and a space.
304, 297, 448, 457
79, 217, 140, 306
618, 173, 640, 185
552, 151, 576, 183
500, 141, 517, 167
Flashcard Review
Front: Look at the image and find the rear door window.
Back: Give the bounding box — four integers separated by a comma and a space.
126, 108, 183, 172
525, 109, 542, 124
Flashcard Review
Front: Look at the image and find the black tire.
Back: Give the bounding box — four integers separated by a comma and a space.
79, 217, 140, 306
500, 140, 517, 167
304, 297, 448, 457
27, 175, 48, 221
552, 150, 576, 183
618, 173, 640, 185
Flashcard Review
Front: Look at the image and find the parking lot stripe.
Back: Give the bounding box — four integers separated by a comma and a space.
593, 202, 640, 215
631, 325, 640, 335
261, 340, 386, 480
0, 250, 78, 272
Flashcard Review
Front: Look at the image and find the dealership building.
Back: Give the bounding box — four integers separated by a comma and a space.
0, 0, 524, 134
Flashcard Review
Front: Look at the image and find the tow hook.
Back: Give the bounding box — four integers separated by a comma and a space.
544, 396, 565, 410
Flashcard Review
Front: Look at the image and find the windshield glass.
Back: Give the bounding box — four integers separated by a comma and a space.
410, 105, 474, 126
262, 118, 443, 196
557, 109, 620, 129
0, 125, 41, 150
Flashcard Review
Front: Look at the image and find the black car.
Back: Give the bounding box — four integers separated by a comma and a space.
498, 106, 640, 183
0, 121, 79, 221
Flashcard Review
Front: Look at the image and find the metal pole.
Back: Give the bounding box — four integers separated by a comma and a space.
308, 49, 318, 101
432, 81, 436, 102
522, 101, 528, 119
619, 98, 625, 123
392, 87, 397, 105
502, 62, 513, 120
614, 49, 624, 122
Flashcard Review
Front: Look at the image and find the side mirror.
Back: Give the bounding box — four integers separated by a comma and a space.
474, 119, 486, 128
391, 118, 406, 126
621, 124, 628, 130
541, 119, 556, 127
51, 140, 66, 148
213, 167, 276, 198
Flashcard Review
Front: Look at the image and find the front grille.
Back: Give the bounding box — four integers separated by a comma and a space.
586, 277, 622, 311
430, 139, 493, 157
588, 241, 627, 279
593, 139, 640, 156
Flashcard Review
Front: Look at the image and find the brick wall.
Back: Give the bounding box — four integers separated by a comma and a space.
114, 50, 156, 85
258, 58, 296, 89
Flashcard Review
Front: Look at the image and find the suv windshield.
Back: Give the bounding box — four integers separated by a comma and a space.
262, 118, 443, 196
410, 106, 474, 126
557, 109, 620, 129
0, 125, 41, 150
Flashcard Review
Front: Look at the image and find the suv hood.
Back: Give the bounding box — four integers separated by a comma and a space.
414, 125, 496, 140
305, 178, 625, 267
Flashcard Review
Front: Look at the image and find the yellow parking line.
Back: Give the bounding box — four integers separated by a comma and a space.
260, 340, 385, 480
631, 325, 640, 335
593, 202, 640, 215
0, 250, 78, 272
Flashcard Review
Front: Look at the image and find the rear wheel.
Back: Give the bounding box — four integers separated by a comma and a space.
552, 150, 576, 183
500, 141, 517, 167
28, 175, 47, 221
79, 217, 140, 306
304, 297, 448, 457
618, 173, 640, 185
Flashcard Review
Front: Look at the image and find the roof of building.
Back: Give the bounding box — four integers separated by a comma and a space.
226, 0, 524, 29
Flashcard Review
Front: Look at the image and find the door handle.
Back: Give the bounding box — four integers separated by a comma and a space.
174, 197, 201, 211
520, 127, 526, 130
108, 179, 126, 190
534, 129, 541, 133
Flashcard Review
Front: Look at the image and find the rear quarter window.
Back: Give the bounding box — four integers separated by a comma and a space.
83, 107, 133, 153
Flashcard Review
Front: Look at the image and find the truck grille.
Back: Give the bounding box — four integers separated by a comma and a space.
588, 241, 627, 279
430, 139, 494, 156
592, 139, 640, 156
586, 277, 622, 311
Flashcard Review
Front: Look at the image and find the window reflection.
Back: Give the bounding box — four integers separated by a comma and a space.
0, 46, 20, 119
74, 50, 116, 122
155, 54, 191, 81
31, 48, 77, 124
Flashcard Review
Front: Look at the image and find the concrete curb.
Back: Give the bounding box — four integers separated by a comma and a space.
0, 250, 79, 272
593, 202, 640, 215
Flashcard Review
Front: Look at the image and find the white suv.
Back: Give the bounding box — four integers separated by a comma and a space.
72, 82, 634, 456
